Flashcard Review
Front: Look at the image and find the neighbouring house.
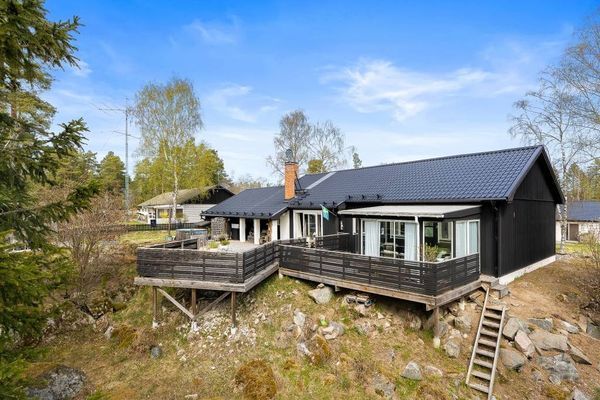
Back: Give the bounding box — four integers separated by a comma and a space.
556, 200, 600, 242
203, 145, 564, 284
137, 186, 233, 225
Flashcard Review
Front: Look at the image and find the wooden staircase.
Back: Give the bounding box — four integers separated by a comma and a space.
466, 287, 506, 399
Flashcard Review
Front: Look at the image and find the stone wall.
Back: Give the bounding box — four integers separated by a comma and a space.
211, 217, 227, 239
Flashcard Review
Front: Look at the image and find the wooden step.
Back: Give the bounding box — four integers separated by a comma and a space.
478, 338, 497, 348
480, 328, 498, 338
468, 382, 490, 394
482, 320, 500, 329
476, 348, 496, 358
486, 304, 504, 312
471, 370, 492, 381
484, 312, 502, 320
473, 358, 493, 369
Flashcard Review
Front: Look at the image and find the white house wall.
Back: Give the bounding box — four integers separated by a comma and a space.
556, 220, 600, 242
279, 212, 290, 240
182, 204, 215, 223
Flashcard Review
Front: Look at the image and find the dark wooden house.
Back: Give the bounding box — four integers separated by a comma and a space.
203, 145, 564, 284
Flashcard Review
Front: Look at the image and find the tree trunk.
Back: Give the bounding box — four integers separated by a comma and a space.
171, 159, 179, 237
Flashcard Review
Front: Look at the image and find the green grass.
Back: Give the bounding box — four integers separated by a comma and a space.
29, 274, 480, 400
120, 230, 172, 245
556, 241, 589, 255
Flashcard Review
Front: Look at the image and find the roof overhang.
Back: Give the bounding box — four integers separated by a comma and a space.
339, 204, 481, 219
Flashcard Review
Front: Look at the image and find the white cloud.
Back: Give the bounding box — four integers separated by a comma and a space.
205, 84, 279, 123
71, 60, 92, 77
324, 59, 491, 121
185, 17, 240, 45
206, 84, 256, 122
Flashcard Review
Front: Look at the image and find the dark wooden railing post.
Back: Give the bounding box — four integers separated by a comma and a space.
235, 253, 240, 283
202, 252, 206, 281
319, 251, 322, 276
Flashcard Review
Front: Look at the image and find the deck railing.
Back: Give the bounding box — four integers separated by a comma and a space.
279, 235, 480, 296
136, 233, 480, 296
136, 237, 306, 283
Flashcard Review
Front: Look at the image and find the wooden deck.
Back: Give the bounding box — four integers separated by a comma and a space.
279, 268, 482, 310
134, 234, 483, 326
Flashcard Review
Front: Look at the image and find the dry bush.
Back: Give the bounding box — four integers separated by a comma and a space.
56, 193, 127, 296
234, 359, 277, 400
581, 230, 600, 268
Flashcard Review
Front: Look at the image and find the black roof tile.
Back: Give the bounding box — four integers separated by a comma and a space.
204, 145, 561, 218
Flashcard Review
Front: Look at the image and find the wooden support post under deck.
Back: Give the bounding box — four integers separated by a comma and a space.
432, 306, 441, 349
152, 286, 159, 327
231, 291, 237, 326
191, 288, 197, 315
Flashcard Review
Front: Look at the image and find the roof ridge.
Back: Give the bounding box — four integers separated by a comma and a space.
324, 144, 542, 174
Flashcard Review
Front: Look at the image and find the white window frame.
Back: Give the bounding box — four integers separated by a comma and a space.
422, 221, 454, 261
293, 210, 323, 238
360, 218, 417, 260
454, 219, 480, 258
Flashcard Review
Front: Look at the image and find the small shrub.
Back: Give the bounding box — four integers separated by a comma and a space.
594, 387, 600, 400
208, 241, 219, 249
542, 385, 568, 400
220, 239, 230, 246
234, 359, 277, 400
111, 325, 138, 349
423, 245, 439, 262
581, 232, 600, 268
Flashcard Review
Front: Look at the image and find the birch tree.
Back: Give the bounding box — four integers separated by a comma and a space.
557, 14, 600, 158
267, 110, 350, 176
509, 72, 593, 251
133, 78, 202, 233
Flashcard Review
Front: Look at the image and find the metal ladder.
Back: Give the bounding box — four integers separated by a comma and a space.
466, 287, 506, 399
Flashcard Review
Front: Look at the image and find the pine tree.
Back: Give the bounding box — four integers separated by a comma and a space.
0, 1, 98, 396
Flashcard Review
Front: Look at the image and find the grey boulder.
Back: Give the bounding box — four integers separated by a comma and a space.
529, 330, 569, 351
571, 388, 590, 400
423, 365, 444, 377
587, 323, 600, 340
569, 344, 592, 365
500, 348, 527, 372
560, 320, 580, 334
401, 361, 422, 381
443, 340, 460, 358
528, 318, 553, 331
453, 314, 472, 334
503, 317, 529, 340
27, 365, 86, 400
308, 285, 333, 304
514, 330, 535, 358
537, 353, 579, 383
370, 373, 396, 399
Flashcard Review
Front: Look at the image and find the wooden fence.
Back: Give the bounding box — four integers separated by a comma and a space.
124, 222, 207, 232
136, 233, 479, 296
278, 244, 480, 296
314, 233, 358, 252
137, 237, 306, 283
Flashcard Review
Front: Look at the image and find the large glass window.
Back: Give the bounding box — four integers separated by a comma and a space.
455, 220, 479, 258
423, 221, 453, 261
297, 212, 322, 238
361, 220, 416, 260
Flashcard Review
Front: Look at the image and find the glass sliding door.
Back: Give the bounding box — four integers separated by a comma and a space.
404, 222, 417, 261
455, 220, 479, 258
468, 221, 479, 254
361, 219, 417, 260
363, 220, 380, 256
455, 221, 467, 257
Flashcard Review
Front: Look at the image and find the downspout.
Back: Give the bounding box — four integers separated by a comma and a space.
492, 201, 501, 278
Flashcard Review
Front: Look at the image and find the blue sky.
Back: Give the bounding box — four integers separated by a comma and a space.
45, 1, 598, 183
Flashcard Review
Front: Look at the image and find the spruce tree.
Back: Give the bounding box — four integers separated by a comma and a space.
0, 1, 98, 396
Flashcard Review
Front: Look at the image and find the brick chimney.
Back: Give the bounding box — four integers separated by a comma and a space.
284, 161, 299, 200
